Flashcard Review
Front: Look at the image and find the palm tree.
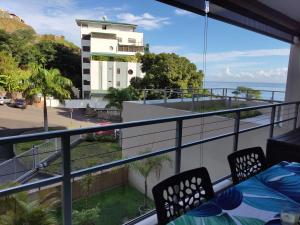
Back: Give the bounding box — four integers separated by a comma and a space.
0, 183, 59, 225
104, 87, 139, 111
131, 152, 172, 211
24, 64, 72, 131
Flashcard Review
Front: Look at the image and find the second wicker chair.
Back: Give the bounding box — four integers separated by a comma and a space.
228, 146, 267, 184
152, 167, 214, 225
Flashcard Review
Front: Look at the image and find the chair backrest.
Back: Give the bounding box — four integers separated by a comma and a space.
228, 147, 267, 184
152, 167, 214, 225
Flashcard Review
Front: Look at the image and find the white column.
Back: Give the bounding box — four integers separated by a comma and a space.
284, 43, 300, 128
285, 43, 300, 102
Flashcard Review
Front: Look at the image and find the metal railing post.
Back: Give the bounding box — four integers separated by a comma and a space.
62, 135, 72, 225
276, 105, 282, 127
233, 111, 241, 152
164, 89, 167, 103
175, 120, 183, 174
271, 91, 275, 103
210, 88, 213, 100
269, 105, 276, 138
181, 90, 184, 102
143, 89, 146, 104
294, 103, 300, 130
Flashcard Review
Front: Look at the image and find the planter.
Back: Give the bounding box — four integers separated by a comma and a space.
138, 205, 152, 215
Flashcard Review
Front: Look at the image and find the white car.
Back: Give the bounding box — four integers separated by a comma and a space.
0, 96, 10, 105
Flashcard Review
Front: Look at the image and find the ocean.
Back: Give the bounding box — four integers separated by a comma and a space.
204, 81, 286, 101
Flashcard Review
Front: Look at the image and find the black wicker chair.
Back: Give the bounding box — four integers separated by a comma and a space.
228, 147, 267, 184
152, 167, 214, 225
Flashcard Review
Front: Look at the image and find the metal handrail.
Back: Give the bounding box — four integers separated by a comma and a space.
0, 100, 298, 225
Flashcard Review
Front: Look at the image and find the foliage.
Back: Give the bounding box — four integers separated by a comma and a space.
0, 29, 81, 88
80, 174, 96, 210
24, 64, 72, 131
235, 86, 261, 99
104, 87, 139, 110
0, 51, 29, 94
135, 53, 204, 90
73, 206, 101, 225
92, 54, 141, 63
131, 152, 172, 209
0, 183, 58, 225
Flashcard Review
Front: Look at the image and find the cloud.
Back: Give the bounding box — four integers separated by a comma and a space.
174, 9, 193, 16
185, 48, 290, 63
116, 13, 170, 30
1, 0, 126, 45
208, 67, 288, 83
150, 45, 182, 53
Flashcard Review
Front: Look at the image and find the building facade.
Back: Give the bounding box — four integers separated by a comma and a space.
76, 19, 145, 99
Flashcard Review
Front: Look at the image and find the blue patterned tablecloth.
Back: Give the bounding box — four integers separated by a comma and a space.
168, 161, 300, 225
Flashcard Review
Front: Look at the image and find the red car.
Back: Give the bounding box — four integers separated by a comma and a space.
96, 122, 114, 135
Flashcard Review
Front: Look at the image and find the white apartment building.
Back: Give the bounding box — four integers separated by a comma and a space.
76, 19, 145, 99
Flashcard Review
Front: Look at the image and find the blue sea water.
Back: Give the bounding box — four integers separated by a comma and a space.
204, 81, 286, 101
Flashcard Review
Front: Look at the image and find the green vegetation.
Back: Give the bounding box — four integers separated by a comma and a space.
195, 102, 262, 119
0, 28, 81, 90
24, 65, 72, 131
43, 139, 121, 174
104, 87, 139, 110
92, 54, 141, 63
232, 86, 262, 100
57, 185, 154, 225
131, 152, 172, 211
131, 53, 204, 90
0, 183, 59, 225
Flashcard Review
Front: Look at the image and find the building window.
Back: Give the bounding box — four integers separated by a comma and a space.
83, 69, 90, 74
83, 91, 90, 99
82, 46, 90, 51
128, 38, 136, 43
117, 37, 122, 43
83, 57, 90, 63
102, 25, 107, 30
83, 80, 90, 85
116, 81, 120, 87
82, 34, 91, 40
128, 69, 133, 75
117, 68, 120, 74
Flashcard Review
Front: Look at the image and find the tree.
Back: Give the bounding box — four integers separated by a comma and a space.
104, 87, 139, 110
24, 65, 72, 131
131, 152, 172, 211
236, 86, 261, 99
0, 51, 29, 96
139, 53, 204, 90
0, 183, 58, 225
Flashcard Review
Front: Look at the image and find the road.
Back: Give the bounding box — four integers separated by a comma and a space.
0, 105, 98, 134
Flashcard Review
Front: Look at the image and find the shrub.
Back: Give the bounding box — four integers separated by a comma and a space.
72, 206, 101, 225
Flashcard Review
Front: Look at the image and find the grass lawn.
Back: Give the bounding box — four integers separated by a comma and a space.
15, 127, 66, 155
195, 102, 262, 119
56, 185, 154, 225
43, 140, 121, 174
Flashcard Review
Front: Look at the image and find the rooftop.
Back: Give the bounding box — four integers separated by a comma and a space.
76, 19, 137, 28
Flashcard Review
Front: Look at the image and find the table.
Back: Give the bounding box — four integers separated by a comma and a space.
168, 161, 300, 225
267, 128, 300, 165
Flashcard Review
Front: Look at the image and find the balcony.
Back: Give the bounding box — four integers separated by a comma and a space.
118, 44, 144, 53
0, 100, 299, 225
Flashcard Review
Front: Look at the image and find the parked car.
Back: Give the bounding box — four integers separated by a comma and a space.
14, 98, 27, 109
0, 96, 10, 105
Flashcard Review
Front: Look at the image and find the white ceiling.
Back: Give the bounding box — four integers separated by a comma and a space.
259, 0, 300, 23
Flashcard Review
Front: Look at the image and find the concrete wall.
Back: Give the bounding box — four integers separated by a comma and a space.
121, 101, 291, 199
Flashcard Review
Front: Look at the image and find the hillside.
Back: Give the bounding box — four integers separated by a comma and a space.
0, 18, 35, 33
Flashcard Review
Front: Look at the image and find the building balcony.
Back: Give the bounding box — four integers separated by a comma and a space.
118, 44, 144, 53
0, 98, 299, 225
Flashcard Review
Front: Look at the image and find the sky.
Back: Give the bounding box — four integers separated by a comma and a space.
0, 0, 290, 84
